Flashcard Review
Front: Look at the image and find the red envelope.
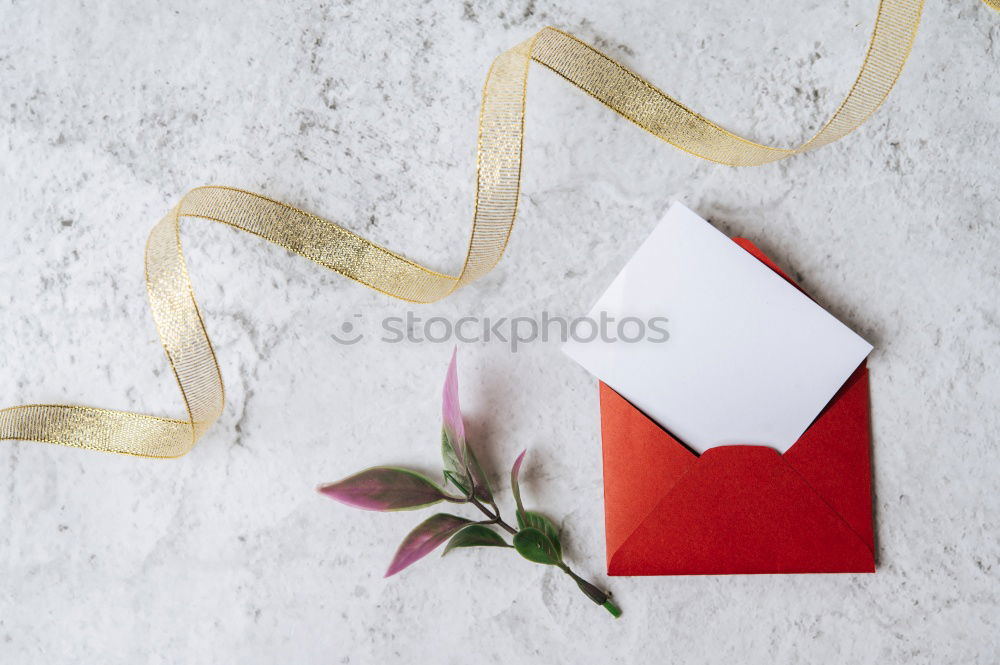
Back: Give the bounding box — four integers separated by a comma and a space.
600, 238, 874, 575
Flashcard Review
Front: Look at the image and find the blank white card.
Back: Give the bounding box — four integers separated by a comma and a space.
563, 202, 872, 454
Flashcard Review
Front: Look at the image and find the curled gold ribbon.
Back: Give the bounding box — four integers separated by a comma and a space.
0, 0, 985, 457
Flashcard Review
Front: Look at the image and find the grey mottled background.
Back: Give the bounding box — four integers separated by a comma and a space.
1, 0, 998, 663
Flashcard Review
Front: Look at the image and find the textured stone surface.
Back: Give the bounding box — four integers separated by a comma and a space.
1, 0, 998, 663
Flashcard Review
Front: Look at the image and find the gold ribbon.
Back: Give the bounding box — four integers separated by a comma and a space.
0, 0, 990, 457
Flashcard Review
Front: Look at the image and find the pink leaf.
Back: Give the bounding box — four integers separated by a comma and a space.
385, 514, 473, 577
510, 449, 527, 516
442, 347, 466, 466
318, 467, 447, 511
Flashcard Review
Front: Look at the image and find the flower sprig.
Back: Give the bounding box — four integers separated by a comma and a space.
318, 349, 621, 618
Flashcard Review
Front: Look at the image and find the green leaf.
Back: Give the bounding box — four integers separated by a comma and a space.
442, 428, 472, 492
516, 510, 562, 561
442, 524, 510, 556
441, 428, 493, 503
509, 453, 560, 559
442, 469, 470, 496
318, 467, 448, 511
513, 527, 562, 566
465, 444, 494, 503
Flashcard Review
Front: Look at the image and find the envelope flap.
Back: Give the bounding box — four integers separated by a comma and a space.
783, 363, 873, 551
599, 382, 697, 562
609, 445, 876, 575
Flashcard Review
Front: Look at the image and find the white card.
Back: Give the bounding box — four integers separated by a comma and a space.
562, 202, 872, 454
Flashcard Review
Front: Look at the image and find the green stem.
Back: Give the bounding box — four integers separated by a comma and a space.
601, 598, 623, 618
460, 475, 620, 617
469, 495, 517, 535
559, 563, 622, 618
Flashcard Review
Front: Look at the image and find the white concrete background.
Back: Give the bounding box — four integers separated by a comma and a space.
1, 0, 998, 663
